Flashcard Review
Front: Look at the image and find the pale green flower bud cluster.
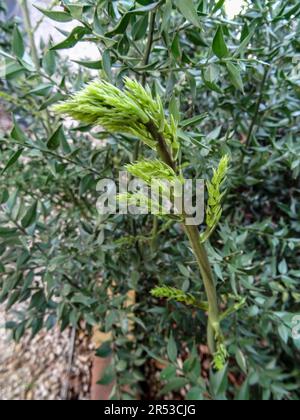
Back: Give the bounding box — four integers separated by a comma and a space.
124, 78, 179, 159
213, 343, 229, 371
200, 155, 229, 243
151, 285, 209, 311
54, 78, 179, 157
125, 159, 182, 185
122, 160, 185, 217
55, 76, 230, 371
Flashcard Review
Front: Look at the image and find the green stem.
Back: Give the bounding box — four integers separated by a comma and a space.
142, 11, 156, 86
150, 215, 159, 254
184, 226, 220, 354
19, 0, 40, 70
144, 120, 221, 354
245, 68, 269, 149
145, 121, 176, 170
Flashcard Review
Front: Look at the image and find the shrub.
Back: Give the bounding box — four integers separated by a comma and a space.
0, 0, 300, 400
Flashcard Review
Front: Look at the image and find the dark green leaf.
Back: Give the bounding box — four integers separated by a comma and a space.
67, 5, 84, 20
21, 201, 38, 228
174, 0, 201, 28
186, 387, 204, 400
235, 348, 248, 374
132, 14, 149, 41
106, 14, 131, 37
47, 125, 64, 150
15, 323, 25, 342
29, 290, 46, 309
169, 95, 180, 123
235, 26, 256, 56
42, 50, 56, 76
212, 0, 226, 14
235, 380, 250, 401
34, 5, 73, 22
80, 174, 95, 195
97, 365, 115, 385
160, 365, 177, 380
212, 26, 229, 58
180, 114, 208, 128
167, 333, 178, 362
96, 341, 112, 358
0, 227, 18, 238
93, 8, 104, 35
31, 318, 44, 337
131, 2, 159, 13
171, 33, 182, 61
177, 263, 190, 277
1, 148, 23, 175
73, 59, 102, 69
12, 26, 25, 58
6, 291, 20, 310
102, 49, 112, 82
11, 118, 28, 143
160, 378, 189, 394
210, 365, 228, 398
226, 62, 244, 93
278, 324, 289, 344
51, 27, 91, 51
0, 189, 9, 204
39, 92, 65, 110
28, 83, 53, 97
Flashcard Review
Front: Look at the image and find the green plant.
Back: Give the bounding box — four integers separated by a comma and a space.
1, 0, 300, 400
55, 78, 231, 369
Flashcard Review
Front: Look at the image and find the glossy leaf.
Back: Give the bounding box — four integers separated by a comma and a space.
174, 0, 201, 28
212, 26, 229, 58
34, 6, 73, 22
1, 149, 23, 175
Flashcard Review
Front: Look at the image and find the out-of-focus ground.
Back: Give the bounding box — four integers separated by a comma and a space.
0, 304, 94, 400
0, 106, 94, 401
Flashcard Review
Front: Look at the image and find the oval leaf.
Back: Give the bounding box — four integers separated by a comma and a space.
21, 201, 38, 229
174, 0, 201, 28
226, 62, 244, 93
1, 148, 23, 175
47, 125, 64, 150
213, 26, 229, 59
12, 26, 25, 58
34, 5, 73, 22
51, 27, 91, 51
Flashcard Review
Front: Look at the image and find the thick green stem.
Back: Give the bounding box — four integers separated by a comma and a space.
184, 225, 220, 354
145, 119, 221, 354
145, 121, 176, 170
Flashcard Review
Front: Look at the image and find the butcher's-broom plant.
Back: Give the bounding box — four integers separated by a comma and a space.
55, 79, 233, 370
